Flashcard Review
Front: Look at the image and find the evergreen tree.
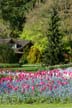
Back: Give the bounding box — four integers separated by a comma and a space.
42, 5, 64, 65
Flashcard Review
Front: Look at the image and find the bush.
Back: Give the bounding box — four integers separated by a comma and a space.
19, 45, 31, 64
27, 46, 41, 64
63, 41, 72, 63
0, 44, 17, 63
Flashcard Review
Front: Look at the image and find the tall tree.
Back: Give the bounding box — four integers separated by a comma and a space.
42, 4, 64, 65
0, 0, 37, 38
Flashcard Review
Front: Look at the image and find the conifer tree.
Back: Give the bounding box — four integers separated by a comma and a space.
42, 4, 64, 65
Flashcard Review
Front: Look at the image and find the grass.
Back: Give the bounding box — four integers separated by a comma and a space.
0, 104, 72, 108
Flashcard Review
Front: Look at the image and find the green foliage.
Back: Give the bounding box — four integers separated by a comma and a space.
19, 45, 30, 64
27, 46, 41, 64
42, 4, 65, 65
0, 19, 11, 38
0, 0, 72, 64
21, 0, 72, 53
0, 103, 72, 108
20, 1, 48, 52
63, 40, 72, 63
0, 63, 20, 68
21, 19, 48, 52
0, 44, 17, 63
0, 95, 72, 104
0, 63, 72, 72
0, 0, 37, 38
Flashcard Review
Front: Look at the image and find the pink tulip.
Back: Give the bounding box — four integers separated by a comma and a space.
32, 86, 34, 91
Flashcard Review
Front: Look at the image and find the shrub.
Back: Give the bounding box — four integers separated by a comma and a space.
63, 40, 72, 63
19, 44, 31, 64
27, 46, 41, 64
0, 44, 17, 63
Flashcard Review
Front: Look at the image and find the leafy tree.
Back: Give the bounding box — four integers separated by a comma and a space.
0, 44, 17, 63
21, 20, 48, 52
0, 0, 37, 38
42, 4, 64, 65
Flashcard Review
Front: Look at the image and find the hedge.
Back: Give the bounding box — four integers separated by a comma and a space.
0, 63, 20, 68
0, 63, 72, 72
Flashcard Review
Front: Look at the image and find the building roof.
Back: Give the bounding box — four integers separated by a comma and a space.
0, 38, 33, 54
0, 38, 32, 47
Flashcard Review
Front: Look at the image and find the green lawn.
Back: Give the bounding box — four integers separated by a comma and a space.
0, 104, 72, 108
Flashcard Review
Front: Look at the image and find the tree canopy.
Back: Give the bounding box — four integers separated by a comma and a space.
0, 0, 37, 37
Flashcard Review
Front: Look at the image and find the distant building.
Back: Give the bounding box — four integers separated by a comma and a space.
0, 38, 33, 61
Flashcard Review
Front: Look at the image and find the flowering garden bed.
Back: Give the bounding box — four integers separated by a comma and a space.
0, 67, 72, 104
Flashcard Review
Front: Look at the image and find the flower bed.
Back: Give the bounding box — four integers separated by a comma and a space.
0, 67, 72, 104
